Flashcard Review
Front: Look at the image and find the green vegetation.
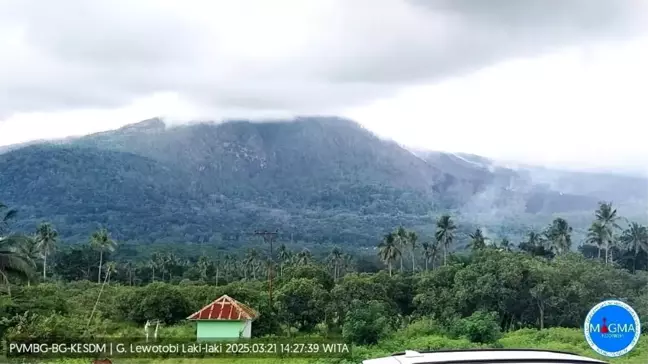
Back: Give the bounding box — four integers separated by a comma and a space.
3, 118, 646, 250
1, 199, 647, 363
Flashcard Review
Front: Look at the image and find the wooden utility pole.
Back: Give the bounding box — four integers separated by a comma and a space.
253, 229, 279, 303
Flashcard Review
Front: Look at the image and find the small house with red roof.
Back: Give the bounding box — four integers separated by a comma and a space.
187, 295, 259, 340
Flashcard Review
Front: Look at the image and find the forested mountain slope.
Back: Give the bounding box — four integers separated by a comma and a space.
1, 117, 645, 246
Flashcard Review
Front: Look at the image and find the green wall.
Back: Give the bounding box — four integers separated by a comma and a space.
196, 320, 245, 341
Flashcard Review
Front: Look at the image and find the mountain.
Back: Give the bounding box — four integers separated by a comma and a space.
1, 117, 646, 248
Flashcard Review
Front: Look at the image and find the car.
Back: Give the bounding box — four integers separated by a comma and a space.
361, 349, 608, 364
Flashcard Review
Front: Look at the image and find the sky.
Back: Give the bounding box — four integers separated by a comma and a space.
1, 0, 648, 172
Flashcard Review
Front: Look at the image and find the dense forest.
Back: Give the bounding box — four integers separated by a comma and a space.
2, 118, 647, 250
1, 199, 647, 364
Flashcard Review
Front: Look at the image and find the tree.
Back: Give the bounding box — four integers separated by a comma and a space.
586, 221, 606, 260
196, 255, 212, 282
34, 223, 58, 279
519, 231, 553, 258
274, 278, 328, 332
342, 300, 392, 345
395, 227, 408, 273
0, 235, 34, 296
276, 244, 292, 278
327, 247, 344, 281
90, 228, 117, 283
378, 233, 400, 276
545, 218, 572, 255
408, 231, 418, 273
435, 214, 456, 266
469, 229, 487, 251
499, 238, 511, 251
17, 235, 41, 286
244, 249, 260, 280
620, 222, 648, 273
421, 241, 439, 271
595, 202, 621, 264
294, 248, 313, 266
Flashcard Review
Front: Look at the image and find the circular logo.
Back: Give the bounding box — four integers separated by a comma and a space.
584, 300, 641, 357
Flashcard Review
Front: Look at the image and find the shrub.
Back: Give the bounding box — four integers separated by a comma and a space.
449, 310, 502, 344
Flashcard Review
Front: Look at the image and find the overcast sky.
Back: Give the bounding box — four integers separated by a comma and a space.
1, 0, 647, 172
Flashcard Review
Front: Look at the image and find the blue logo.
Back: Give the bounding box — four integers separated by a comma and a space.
584, 300, 641, 357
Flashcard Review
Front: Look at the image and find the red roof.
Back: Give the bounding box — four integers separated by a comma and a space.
187, 295, 259, 321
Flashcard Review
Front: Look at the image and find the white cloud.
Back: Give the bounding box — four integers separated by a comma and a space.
1, 0, 647, 171
345, 37, 648, 171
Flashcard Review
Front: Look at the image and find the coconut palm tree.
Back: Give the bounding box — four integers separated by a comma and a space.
295, 248, 313, 266
17, 235, 41, 286
435, 214, 456, 266
620, 222, 648, 273
421, 240, 439, 271
0, 235, 34, 296
378, 232, 400, 277
244, 249, 260, 280
395, 227, 408, 273
499, 238, 512, 251
90, 228, 117, 283
276, 244, 291, 278
197, 255, 211, 282
594, 202, 621, 264
34, 222, 58, 279
326, 247, 344, 281
586, 221, 606, 259
469, 228, 487, 250
545, 218, 572, 255
408, 231, 418, 272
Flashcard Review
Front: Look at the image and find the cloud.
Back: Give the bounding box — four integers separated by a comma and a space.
1, 0, 646, 120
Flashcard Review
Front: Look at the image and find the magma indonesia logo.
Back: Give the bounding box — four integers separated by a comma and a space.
584, 299, 641, 357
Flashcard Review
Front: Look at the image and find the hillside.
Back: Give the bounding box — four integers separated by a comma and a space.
1, 117, 646, 247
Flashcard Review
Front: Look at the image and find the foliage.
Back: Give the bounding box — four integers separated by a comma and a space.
342, 300, 392, 345
116, 283, 191, 325
448, 310, 502, 344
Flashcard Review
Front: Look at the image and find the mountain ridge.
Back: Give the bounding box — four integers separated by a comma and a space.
1, 117, 646, 246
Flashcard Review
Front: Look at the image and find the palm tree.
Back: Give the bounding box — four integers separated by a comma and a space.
395, 227, 408, 273
586, 221, 606, 259
620, 222, 648, 273
421, 240, 439, 271
295, 248, 313, 266
408, 231, 418, 273
16, 235, 41, 286
378, 232, 400, 277
595, 202, 621, 264
104, 262, 117, 284
34, 222, 58, 279
213, 254, 221, 285
435, 215, 456, 266
124, 261, 135, 285
244, 249, 260, 280
545, 218, 572, 255
0, 235, 34, 296
327, 247, 344, 281
90, 228, 117, 283
147, 255, 158, 282
341, 253, 354, 276
469, 228, 487, 250
499, 238, 511, 251
197, 255, 211, 281
276, 244, 291, 278
162, 252, 179, 281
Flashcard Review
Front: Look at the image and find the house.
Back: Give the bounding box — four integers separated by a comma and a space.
186, 295, 259, 340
